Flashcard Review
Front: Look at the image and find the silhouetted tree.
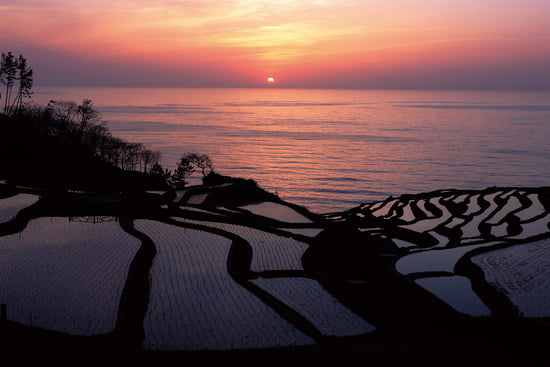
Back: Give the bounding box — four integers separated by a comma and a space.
182, 152, 213, 176
76, 98, 100, 139
103, 136, 124, 167
151, 162, 171, 179
140, 148, 161, 173
0, 52, 33, 115
125, 143, 143, 171
1, 52, 17, 114
12, 55, 33, 113
171, 155, 195, 188
47, 100, 78, 123
83, 123, 110, 157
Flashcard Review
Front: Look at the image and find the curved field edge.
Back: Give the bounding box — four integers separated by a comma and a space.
0, 217, 139, 335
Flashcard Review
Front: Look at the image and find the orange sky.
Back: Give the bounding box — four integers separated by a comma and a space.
1, 0, 549, 89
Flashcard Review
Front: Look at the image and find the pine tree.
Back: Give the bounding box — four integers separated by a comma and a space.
1, 52, 17, 114
0, 52, 33, 115
13, 55, 34, 113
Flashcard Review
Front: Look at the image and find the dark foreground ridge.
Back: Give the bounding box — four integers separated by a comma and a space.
0, 175, 549, 366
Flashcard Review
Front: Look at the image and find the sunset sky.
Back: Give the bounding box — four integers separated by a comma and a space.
1, 0, 549, 89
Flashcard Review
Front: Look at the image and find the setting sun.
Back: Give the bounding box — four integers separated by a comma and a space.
266, 77, 275, 84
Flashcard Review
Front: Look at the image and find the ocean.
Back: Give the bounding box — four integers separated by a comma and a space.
33, 87, 550, 214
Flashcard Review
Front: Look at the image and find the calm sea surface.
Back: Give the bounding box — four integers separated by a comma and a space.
33, 88, 550, 213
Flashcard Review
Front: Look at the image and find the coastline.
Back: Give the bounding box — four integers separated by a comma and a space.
30, 87, 550, 214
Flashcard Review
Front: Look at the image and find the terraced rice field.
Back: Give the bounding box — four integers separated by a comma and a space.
399, 196, 452, 233
395, 242, 504, 275
326, 187, 550, 318
350, 188, 550, 248
135, 220, 315, 350
472, 237, 550, 317
251, 277, 375, 336
0, 194, 40, 223
0, 217, 139, 335
185, 193, 208, 205
171, 217, 309, 272
1, 184, 548, 353
240, 201, 313, 223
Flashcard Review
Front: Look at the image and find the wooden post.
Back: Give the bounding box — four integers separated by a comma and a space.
0, 304, 6, 321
